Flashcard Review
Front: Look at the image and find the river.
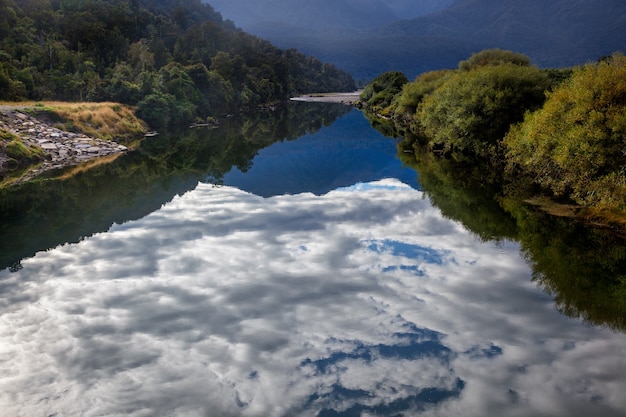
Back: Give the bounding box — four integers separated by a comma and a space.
1, 102, 625, 416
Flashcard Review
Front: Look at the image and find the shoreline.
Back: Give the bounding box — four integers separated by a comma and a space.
290, 91, 362, 105
0, 107, 129, 185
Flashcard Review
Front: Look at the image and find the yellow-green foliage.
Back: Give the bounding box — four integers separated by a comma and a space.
417, 63, 549, 156
504, 53, 626, 209
393, 69, 453, 118
459, 48, 531, 71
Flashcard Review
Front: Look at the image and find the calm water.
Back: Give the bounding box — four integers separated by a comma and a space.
1, 103, 626, 417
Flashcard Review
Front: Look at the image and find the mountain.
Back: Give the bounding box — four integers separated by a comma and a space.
379, 0, 626, 68
208, 0, 456, 30
207, 0, 626, 80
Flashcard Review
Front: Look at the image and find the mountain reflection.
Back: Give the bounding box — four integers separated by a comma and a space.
1, 180, 625, 417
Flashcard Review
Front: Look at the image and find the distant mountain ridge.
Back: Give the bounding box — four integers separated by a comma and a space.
380, 0, 626, 67
208, 0, 457, 30
207, 0, 626, 80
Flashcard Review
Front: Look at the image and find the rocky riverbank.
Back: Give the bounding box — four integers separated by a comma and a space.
0, 107, 129, 183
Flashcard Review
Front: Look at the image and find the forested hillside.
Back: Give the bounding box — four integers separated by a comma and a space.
0, 0, 356, 127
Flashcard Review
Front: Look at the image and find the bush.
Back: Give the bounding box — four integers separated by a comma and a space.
393, 69, 453, 118
360, 71, 408, 113
136, 93, 175, 129
459, 48, 531, 71
417, 63, 549, 157
504, 53, 626, 209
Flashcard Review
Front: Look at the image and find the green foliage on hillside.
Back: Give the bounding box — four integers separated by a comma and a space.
504, 53, 626, 210
0, 0, 355, 127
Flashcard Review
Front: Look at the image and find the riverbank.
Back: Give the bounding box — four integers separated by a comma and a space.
0, 103, 146, 185
290, 91, 362, 105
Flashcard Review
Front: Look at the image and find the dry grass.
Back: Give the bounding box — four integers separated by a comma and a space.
1, 101, 147, 143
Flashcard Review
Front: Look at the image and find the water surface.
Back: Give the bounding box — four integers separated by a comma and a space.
1, 104, 625, 417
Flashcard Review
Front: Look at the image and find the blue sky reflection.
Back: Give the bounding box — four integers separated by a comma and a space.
1, 179, 626, 417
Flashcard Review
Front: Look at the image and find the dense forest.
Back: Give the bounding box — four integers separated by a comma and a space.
359, 49, 626, 214
0, 0, 356, 128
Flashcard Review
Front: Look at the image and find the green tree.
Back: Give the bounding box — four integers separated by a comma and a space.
393, 69, 453, 120
0, 0, 356, 125
504, 53, 626, 209
459, 48, 531, 71
135, 92, 175, 129
359, 71, 408, 115
417, 63, 549, 158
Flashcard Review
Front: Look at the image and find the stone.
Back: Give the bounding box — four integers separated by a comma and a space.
1, 107, 132, 184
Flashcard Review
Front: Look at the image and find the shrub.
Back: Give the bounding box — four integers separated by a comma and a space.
417, 63, 549, 157
394, 69, 453, 118
360, 71, 408, 113
504, 53, 626, 209
459, 48, 531, 71
136, 92, 176, 129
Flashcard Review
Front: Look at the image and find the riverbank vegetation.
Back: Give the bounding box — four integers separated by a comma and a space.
360, 49, 626, 219
27, 102, 148, 142
0, 0, 356, 129
0, 128, 44, 170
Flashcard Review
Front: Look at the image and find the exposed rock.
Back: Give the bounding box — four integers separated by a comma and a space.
0, 108, 130, 183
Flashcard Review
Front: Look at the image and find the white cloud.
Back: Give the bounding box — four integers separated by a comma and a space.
1, 180, 625, 417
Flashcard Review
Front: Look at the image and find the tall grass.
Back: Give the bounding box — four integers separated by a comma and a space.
0, 101, 148, 143
42, 102, 147, 143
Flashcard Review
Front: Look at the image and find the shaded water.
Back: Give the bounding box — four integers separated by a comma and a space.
1, 103, 625, 416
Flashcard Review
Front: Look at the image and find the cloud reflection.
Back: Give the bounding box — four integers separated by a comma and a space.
1, 180, 625, 417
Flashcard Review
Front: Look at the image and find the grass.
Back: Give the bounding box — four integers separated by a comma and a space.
0, 101, 148, 143
1, 129, 45, 163
5, 139, 45, 161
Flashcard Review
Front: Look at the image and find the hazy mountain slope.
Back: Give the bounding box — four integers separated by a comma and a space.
208, 0, 393, 29
381, 0, 626, 67
208, 0, 625, 81
379, 0, 457, 18
208, 0, 456, 30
